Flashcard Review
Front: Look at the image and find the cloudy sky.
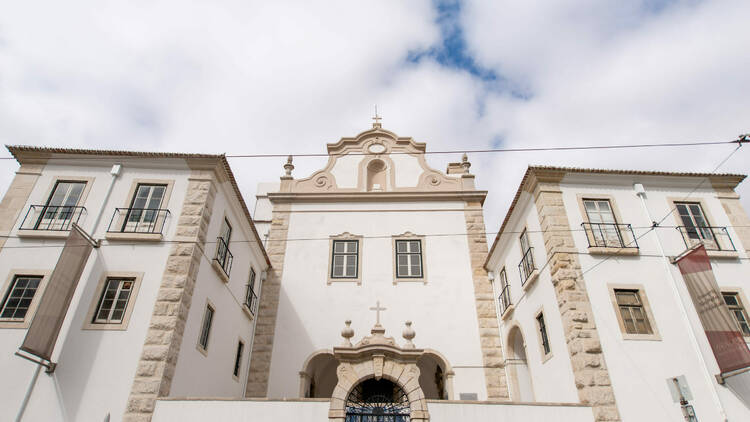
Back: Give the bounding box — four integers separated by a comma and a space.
0, 0, 748, 230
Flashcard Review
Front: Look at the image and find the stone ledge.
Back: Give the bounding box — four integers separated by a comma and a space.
707, 250, 740, 259
241, 304, 255, 321
211, 260, 230, 283
521, 270, 539, 292
105, 232, 163, 242
16, 229, 70, 239
587, 247, 639, 256
500, 304, 515, 321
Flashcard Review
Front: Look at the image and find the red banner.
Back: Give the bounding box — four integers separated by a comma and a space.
675, 245, 750, 374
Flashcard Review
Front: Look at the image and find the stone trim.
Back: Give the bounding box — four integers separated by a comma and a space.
122, 177, 216, 422
713, 187, 750, 255
0, 269, 52, 329
0, 164, 43, 251
463, 201, 508, 400
328, 233, 363, 285
392, 232, 427, 284
606, 284, 661, 341
245, 202, 291, 397
533, 184, 621, 422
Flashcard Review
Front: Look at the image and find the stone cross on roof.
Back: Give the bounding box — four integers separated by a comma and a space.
369, 300, 386, 326
372, 106, 382, 128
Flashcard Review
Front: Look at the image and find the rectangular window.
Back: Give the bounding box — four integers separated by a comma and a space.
675, 202, 712, 240
537, 312, 551, 356
615, 289, 653, 335
245, 268, 257, 313
219, 218, 232, 244
39, 181, 86, 230
583, 199, 623, 246
216, 218, 233, 274
93, 278, 134, 324
233, 340, 245, 378
395, 239, 423, 278
498, 268, 511, 315
198, 304, 215, 351
0, 276, 42, 321
519, 229, 530, 254
331, 240, 359, 278
123, 184, 166, 231
723, 292, 750, 337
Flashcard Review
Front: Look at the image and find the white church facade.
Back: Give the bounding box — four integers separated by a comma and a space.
0, 124, 749, 422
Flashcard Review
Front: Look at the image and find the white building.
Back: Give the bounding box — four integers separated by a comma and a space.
0, 146, 269, 422
484, 166, 750, 421
2, 128, 750, 422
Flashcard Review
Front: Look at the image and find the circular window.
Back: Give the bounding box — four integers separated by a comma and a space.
368, 143, 386, 154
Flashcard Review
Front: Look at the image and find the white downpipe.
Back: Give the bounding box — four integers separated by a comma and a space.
488, 271, 513, 401
90, 164, 121, 237
14, 364, 42, 422
634, 185, 728, 421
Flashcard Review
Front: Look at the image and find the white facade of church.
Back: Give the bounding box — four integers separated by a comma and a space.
0, 125, 748, 422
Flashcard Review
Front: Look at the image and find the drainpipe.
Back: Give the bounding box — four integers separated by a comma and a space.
242, 268, 266, 398
488, 270, 514, 401
90, 164, 121, 237
14, 365, 41, 422
634, 183, 727, 421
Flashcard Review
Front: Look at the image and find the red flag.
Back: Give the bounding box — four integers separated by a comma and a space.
675, 245, 750, 374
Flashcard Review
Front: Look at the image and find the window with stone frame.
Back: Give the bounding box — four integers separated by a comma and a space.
536, 312, 551, 356
722, 292, 750, 337
0, 275, 42, 321
198, 304, 215, 352
614, 289, 653, 335
92, 277, 135, 324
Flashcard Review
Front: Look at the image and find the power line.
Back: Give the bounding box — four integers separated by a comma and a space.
0, 137, 743, 161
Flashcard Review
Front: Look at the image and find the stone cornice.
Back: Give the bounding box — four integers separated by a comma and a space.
267, 190, 487, 204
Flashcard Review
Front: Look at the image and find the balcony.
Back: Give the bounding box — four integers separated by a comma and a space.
105, 208, 170, 241
498, 283, 513, 320
212, 237, 233, 281
518, 247, 538, 290
244, 285, 258, 319
18, 205, 87, 238
581, 223, 639, 256
677, 226, 737, 258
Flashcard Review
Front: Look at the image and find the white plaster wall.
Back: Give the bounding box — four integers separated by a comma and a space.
559, 176, 750, 421
0, 161, 191, 422
265, 201, 488, 400
152, 399, 595, 422
329, 155, 360, 189
153, 399, 331, 422
170, 181, 269, 398
487, 194, 580, 404
390, 154, 423, 188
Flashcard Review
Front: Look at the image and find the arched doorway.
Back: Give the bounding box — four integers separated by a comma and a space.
300, 351, 339, 398
416, 351, 453, 400
345, 378, 410, 422
507, 325, 534, 401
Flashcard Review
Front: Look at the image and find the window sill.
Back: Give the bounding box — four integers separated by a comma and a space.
211, 260, 230, 283
521, 270, 539, 291
105, 232, 163, 242
621, 333, 662, 341
327, 277, 361, 285
16, 230, 70, 239
241, 305, 255, 321
588, 247, 639, 256
500, 305, 515, 321
196, 343, 209, 357
393, 277, 427, 285
540, 351, 553, 364
82, 322, 127, 331
0, 320, 30, 329
706, 250, 740, 259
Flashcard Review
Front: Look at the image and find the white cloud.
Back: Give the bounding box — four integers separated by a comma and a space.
0, 0, 748, 237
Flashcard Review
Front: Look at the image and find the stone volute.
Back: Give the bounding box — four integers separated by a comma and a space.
328, 320, 429, 422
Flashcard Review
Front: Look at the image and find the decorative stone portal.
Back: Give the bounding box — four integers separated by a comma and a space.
328, 320, 429, 422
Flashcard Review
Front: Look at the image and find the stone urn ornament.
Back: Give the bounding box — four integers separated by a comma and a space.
402, 321, 416, 349
341, 320, 354, 347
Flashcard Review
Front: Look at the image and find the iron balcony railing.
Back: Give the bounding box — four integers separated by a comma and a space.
581, 222, 639, 249
677, 226, 736, 252
107, 208, 170, 234
498, 283, 512, 315
214, 237, 233, 277
518, 247, 536, 286
19, 205, 87, 231
245, 285, 258, 316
